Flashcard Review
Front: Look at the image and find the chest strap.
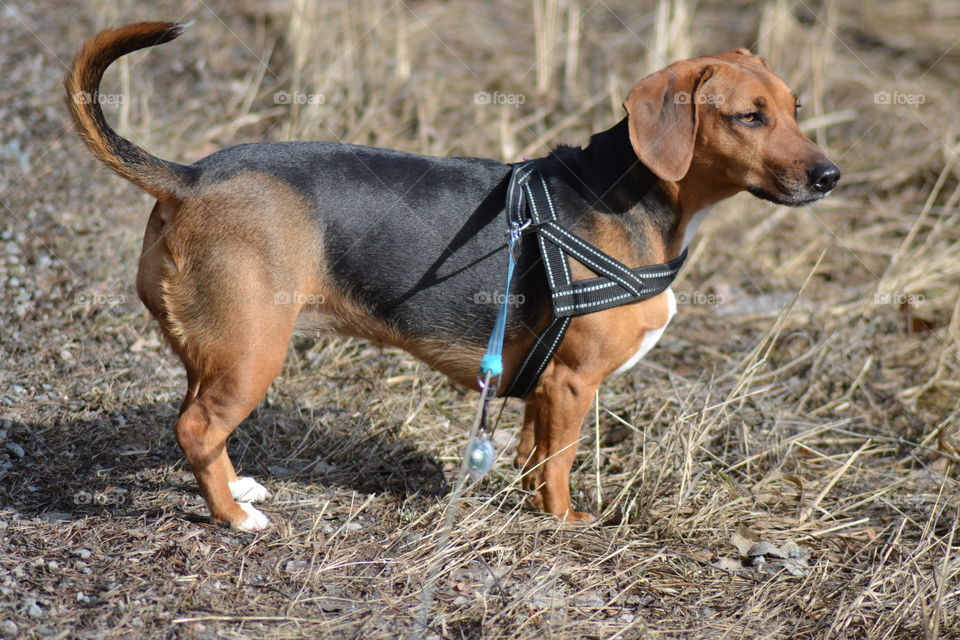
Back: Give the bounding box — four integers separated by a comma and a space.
503, 161, 688, 398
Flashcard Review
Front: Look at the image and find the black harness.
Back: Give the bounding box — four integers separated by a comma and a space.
502, 161, 688, 398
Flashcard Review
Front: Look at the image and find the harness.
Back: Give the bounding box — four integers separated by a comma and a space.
500, 160, 688, 398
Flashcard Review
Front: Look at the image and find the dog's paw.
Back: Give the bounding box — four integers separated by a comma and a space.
560, 510, 597, 524
236, 502, 271, 532
229, 476, 272, 503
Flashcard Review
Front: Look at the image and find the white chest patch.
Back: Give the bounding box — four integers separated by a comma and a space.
682, 207, 710, 250
613, 287, 677, 375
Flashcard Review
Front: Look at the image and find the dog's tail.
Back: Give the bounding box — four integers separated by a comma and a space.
65, 22, 196, 201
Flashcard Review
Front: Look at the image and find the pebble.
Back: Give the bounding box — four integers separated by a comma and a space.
345, 522, 362, 532
72, 548, 92, 560
0, 619, 18, 638
284, 560, 308, 572
4, 443, 24, 459
26, 603, 41, 619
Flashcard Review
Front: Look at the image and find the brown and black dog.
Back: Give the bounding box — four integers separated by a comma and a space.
66, 22, 839, 531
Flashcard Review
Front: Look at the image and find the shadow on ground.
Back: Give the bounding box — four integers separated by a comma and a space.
0, 402, 447, 524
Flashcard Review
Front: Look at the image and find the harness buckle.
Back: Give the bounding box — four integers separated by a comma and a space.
506, 219, 532, 245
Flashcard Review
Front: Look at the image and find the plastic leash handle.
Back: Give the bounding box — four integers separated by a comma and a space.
479, 225, 521, 378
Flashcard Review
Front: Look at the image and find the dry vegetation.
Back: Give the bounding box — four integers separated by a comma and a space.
1, 0, 959, 638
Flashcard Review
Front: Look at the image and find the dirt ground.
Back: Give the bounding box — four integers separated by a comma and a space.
1, 0, 959, 638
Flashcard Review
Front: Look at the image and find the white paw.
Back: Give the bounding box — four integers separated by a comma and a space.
229, 476, 272, 503
236, 502, 271, 532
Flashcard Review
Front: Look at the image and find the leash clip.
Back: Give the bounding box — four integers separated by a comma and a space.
506, 219, 532, 245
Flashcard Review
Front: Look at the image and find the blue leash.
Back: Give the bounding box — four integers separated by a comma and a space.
479, 220, 522, 379
465, 220, 524, 479
415, 223, 522, 639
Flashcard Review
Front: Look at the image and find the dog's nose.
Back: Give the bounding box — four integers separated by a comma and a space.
808, 163, 841, 193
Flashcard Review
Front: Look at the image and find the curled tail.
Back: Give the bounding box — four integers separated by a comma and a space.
65, 22, 196, 201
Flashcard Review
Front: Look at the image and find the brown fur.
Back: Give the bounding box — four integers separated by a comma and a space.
67, 22, 834, 528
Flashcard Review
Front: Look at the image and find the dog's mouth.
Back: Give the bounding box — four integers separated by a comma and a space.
747, 184, 832, 207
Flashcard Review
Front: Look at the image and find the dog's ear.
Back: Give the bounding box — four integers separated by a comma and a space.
725, 47, 771, 68
623, 62, 717, 182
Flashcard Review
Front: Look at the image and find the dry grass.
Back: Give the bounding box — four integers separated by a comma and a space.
1, 0, 959, 638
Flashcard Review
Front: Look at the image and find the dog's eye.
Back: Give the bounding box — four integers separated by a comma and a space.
737, 112, 764, 127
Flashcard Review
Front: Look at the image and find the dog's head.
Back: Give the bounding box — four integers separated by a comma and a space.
624, 49, 839, 206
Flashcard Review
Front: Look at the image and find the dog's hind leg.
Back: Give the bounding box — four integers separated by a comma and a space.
174, 316, 295, 531
164, 268, 301, 531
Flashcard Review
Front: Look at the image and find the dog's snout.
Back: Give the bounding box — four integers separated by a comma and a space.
808, 163, 841, 193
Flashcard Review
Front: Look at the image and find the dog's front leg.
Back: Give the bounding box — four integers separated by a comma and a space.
518, 366, 599, 522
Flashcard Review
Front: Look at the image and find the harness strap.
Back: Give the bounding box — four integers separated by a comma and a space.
503, 161, 688, 398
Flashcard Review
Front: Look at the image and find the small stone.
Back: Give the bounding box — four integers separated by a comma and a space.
321, 524, 334, 535
4, 443, 24, 459
0, 619, 18, 638
284, 560, 308, 572
747, 541, 786, 559
72, 548, 92, 560
345, 522, 362, 532
26, 603, 41, 618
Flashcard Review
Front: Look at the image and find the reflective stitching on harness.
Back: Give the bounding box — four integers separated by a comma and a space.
523, 317, 570, 396
554, 289, 662, 314
537, 234, 558, 290
502, 163, 687, 398
544, 224, 643, 289
551, 269, 677, 298
540, 227, 642, 297
540, 176, 572, 283
555, 280, 620, 295
525, 181, 560, 290
512, 320, 559, 392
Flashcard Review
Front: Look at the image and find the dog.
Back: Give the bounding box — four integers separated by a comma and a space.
66, 22, 839, 531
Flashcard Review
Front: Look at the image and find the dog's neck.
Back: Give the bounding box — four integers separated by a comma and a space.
558, 117, 737, 260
